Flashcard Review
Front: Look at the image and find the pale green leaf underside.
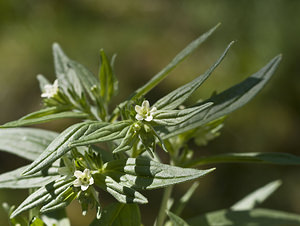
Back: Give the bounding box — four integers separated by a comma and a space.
41, 209, 71, 226
90, 203, 141, 226
159, 55, 282, 139
154, 41, 234, 110
231, 180, 282, 211
186, 152, 300, 167
187, 208, 300, 226
0, 128, 58, 161
0, 165, 59, 189
104, 158, 215, 190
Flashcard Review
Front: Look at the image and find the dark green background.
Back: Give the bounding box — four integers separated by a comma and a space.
0, 1, 299, 225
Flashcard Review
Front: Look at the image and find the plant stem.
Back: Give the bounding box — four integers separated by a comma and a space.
156, 185, 173, 226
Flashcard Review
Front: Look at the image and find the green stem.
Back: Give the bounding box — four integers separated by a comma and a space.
156, 185, 173, 226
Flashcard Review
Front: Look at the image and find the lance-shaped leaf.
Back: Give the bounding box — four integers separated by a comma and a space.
0, 165, 59, 189
152, 102, 213, 126
104, 158, 215, 190
167, 211, 190, 226
128, 24, 220, 101
1, 107, 88, 128
187, 208, 300, 226
185, 152, 300, 167
90, 203, 141, 226
10, 178, 73, 218
158, 55, 281, 139
231, 180, 282, 211
94, 174, 148, 204
71, 120, 132, 146
0, 128, 58, 161
53, 43, 99, 103
99, 49, 118, 103
23, 121, 108, 176
154, 41, 234, 110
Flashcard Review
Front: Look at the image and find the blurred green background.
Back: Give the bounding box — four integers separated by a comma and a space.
0, 0, 300, 225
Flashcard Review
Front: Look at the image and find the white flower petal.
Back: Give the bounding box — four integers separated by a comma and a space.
136, 114, 144, 121
145, 115, 153, 121
74, 170, 83, 178
150, 107, 157, 113
83, 169, 90, 175
135, 105, 142, 114
73, 179, 82, 187
81, 185, 89, 191
142, 100, 150, 109
89, 177, 94, 185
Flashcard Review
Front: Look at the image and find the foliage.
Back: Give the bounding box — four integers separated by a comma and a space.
1, 24, 299, 225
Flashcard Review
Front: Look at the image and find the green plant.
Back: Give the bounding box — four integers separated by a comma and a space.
1, 24, 300, 226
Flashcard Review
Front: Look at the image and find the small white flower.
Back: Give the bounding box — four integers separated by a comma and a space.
73, 169, 94, 191
135, 100, 157, 122
41, 79, 59, 98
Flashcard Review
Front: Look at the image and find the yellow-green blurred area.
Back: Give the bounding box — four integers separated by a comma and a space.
0, 0, 300, 225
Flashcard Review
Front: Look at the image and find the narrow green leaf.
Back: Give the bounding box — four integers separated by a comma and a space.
99, 49, 118, 103
129, 23, 220, 100
23, 121, 108, 176
10, 178, 73, 218
153, 102, 213, 126
104, 158, 215, 190
231, 180, 282, 211
71, 121, 132, 146
185, 152, 300, 167
154, 41, 234, 110
187, 208, 300, 226
167, 211, 190, 226
1, 107, 88, 128
0, 128, 58, 161
158, 55, 282, 139
0, 165, 59, 189
94, 174, 148, 204
90, 203, 141, 226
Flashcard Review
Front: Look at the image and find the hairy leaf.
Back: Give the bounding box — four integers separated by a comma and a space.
153, 102, 212, 126
23, 121, 108, 176
0, 128, 58, 160
158, 55, 282, 139
104, 158, 215, 190
187, 208, 300, 226
154, 41, 234, 110
90, 203, 141, 226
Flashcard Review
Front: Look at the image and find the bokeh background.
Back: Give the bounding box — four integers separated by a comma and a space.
0, 0, 300, 225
